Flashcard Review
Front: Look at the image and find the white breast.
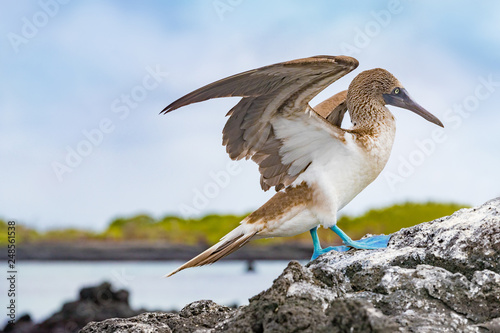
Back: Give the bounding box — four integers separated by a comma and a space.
296, 125, 396, 228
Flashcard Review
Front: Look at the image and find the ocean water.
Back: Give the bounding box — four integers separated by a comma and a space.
8, 260, 298, 324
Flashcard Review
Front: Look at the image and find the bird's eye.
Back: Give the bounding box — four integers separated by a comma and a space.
393, 88, 400, 94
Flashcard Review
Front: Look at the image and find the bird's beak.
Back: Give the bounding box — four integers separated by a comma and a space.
383, 88, 444, 127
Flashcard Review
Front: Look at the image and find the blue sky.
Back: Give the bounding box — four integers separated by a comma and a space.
1, 0, 500, 231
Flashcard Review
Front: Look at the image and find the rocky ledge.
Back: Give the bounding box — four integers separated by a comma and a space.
2, 282, 146, 333
81, 198, 500, 333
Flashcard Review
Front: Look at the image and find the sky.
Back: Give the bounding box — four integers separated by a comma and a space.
1, 0, 500, 231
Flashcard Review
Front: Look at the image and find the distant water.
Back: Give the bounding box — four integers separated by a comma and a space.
10, 260, 297, 324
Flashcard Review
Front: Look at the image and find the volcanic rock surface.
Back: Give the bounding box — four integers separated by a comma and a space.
80, 198, 500, 332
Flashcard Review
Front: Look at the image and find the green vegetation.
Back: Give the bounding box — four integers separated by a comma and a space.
0, 202, 468, 246
102, 214, 244, 245
0, 219, 41, 244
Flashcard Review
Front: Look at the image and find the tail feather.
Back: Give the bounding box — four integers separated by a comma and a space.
165, 227, 257, 277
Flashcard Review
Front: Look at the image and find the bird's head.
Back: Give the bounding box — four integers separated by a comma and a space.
347, 68, 443, 127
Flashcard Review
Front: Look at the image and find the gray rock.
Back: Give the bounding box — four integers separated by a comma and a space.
80, 301, 233, 333
81, 198, 500, 333
2, 282, 145, 333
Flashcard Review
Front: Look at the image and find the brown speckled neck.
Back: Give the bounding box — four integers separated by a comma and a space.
346, 68, 400, 132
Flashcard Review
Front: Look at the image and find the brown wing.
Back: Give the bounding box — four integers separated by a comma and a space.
161, 55, 358, 191
314, 90, 348, 127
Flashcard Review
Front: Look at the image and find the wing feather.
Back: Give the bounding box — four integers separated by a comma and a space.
162, 55, 359, 191
314, 90, 349, 127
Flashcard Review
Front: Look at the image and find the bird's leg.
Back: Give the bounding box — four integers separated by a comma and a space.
310, 226, 350, 260
330, 225, 391, 249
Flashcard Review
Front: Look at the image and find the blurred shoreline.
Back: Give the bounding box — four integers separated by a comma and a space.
17, 241, 313, 261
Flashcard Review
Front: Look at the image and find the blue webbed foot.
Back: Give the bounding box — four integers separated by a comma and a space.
309, 226, 392, 261
311, 245, 350, 260
340, 234, 391, 249
309, 226, 351, 260
330, 225, 391, 250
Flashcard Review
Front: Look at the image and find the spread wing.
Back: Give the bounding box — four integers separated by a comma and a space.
162, 55, 359, 191
314, 90, 348, 127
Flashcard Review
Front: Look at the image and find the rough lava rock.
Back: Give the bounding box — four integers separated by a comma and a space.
80, 301, 233, 333
81, 198, 500, 333
2, 282, 145, 333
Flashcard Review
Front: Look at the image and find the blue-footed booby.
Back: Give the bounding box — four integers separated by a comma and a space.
161, 55, 443, 277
